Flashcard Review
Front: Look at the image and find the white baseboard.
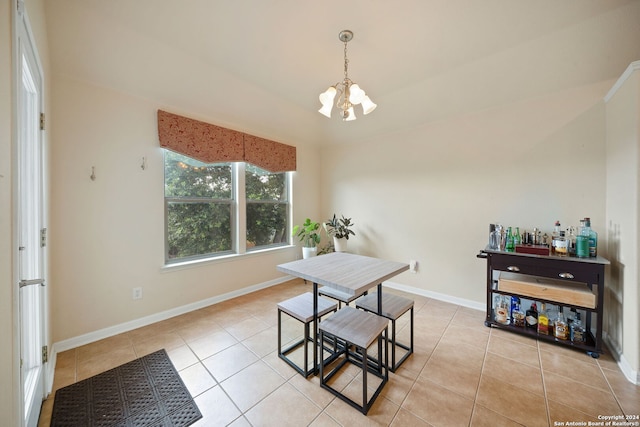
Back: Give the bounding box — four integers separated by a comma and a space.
383, 281, 485, 312
50, 276, 291, 361
603, 333, 639, 385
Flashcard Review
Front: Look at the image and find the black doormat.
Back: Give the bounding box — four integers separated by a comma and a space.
50, 349, 202, 427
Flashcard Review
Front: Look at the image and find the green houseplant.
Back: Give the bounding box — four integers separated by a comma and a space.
325, 214, 355, 252
292, 218, 322, 258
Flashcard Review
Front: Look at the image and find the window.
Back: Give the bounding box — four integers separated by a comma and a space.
164, 150, 290, 264
245, 164, 289, 249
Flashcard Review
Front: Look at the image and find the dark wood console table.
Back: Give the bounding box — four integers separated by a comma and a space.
478, 248, 609, 357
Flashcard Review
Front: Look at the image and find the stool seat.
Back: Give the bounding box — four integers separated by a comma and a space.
318, 286, 361, 307
355, 292, 414, 320
278, 292, 337, 323
319, 306, 388, 349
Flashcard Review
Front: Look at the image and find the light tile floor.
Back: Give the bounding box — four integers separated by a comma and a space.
38, 279, 640, 426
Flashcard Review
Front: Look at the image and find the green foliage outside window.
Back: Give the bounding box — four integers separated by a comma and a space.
164, 151, 289, 262
245, 164, 288, 248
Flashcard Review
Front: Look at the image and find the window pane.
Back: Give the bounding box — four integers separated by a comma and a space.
245, 164, 286, 201
165, 151, 232, 199
246, 202, 288, 248
167, 201, 232, 260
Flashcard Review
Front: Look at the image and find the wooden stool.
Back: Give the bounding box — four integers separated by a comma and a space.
356, 292, 414, 372
319, 306, 389, 415
318, 286, 366, 309
277, 292, 337, 377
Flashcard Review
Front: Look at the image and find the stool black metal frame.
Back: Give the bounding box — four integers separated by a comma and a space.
277, 295, 337, 378
356, 293, 414, 372
319, 309, 389, 415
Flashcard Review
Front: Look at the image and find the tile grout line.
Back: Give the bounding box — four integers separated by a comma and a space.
596, 355, 628, 415
536, 339, 553, 426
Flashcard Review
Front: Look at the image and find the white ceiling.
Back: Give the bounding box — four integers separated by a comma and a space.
44, 0, 640, 146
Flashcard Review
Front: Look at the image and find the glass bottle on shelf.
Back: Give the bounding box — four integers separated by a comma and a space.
510, 296, 525, 327
525, 302, 538, 330
552, 221, 561, 242
538, 303, 550, 335
570, 311, 586, 343
554, 307, 569, 340
547, 305, 558, 337
552, 231, 569, 257
489, 224, 501, 250
495, 295, 510, 325
567, 226, 577, 257
584, 217, 598, 257
576, 219, 590, 258
514, 227, 521, 246
505, 227, 515, 252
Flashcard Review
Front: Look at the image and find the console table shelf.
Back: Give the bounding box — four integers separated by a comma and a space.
478, 248, 609, 358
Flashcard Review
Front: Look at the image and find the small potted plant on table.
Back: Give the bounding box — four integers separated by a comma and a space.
325, 214, 355, 252
292, 218, 322, 258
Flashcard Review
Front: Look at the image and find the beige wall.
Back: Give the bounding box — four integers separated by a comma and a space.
605, 63, 640, 380
49, 75, 321, 343
321, 81, 609, 304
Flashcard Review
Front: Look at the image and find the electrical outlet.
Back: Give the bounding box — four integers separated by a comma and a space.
409, 260, 417, 273
132, 287, 143, 300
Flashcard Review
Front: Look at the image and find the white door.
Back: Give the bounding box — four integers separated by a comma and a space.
16, 2, 47, 426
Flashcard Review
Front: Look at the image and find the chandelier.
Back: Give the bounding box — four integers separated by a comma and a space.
318, 30, 377, 121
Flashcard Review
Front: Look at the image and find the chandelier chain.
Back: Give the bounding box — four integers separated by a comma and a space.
343, 40, 349, 82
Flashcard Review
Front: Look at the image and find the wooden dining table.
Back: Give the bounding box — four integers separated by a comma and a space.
277, 252, 409, 374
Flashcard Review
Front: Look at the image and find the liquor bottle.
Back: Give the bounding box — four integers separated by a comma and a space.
510, 296, 524, 327
505, 227, 515, 252
525, 302, 538, 330
584, 217, 598, 257
567, 226, 577, 257
576, 219, 590, 258
552, 221, 561, 242
547, 305, 558, 337
495, 295, 510, 325
552, 231, 569, 257
554, 307, 569, 340
538, 303, 550, 335
570, 311, 586, 343
514, 227, 521, 246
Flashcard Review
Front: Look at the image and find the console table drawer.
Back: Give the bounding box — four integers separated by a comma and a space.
490, 254, 600, 284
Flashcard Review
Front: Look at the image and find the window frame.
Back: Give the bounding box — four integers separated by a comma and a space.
163, 151, 291, 266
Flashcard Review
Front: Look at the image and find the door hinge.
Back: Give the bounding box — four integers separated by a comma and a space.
40, 112, 45, 130
41, 228, 47, 247
42, 346, 48, 364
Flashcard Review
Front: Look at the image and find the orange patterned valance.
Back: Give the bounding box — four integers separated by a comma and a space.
157, 110, 296, 172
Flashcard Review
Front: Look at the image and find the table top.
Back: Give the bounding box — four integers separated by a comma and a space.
277, 252, 409, 296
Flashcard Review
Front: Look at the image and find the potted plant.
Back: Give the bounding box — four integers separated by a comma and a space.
324, 214, 355, 252
292, 218, 322, 258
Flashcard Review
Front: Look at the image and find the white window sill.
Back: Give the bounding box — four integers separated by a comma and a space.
160, 244, 297, 273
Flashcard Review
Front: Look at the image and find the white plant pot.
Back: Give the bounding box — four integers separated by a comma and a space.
333, 236, 348, 252
302, 246, 318, 259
